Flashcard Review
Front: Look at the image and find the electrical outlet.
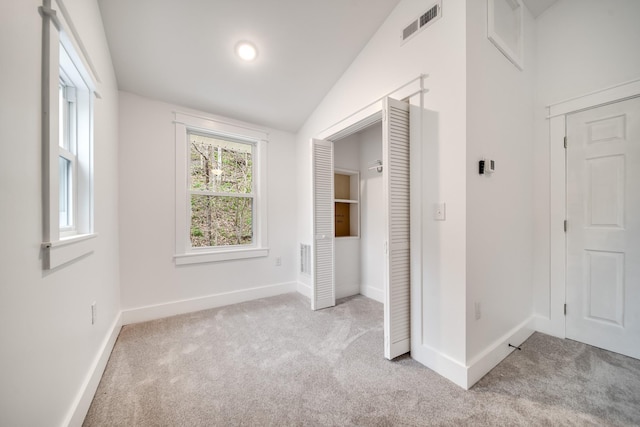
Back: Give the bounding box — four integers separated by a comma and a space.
475, 302, 481, 320
91, 302, 97, 325
275, 257, 282, 266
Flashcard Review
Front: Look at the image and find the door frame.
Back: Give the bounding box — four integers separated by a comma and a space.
545, 78, 640, 338
311, 79, 423, 354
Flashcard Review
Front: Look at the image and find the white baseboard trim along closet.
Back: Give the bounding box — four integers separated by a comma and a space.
411, 316, 535, 389
465, 316, 535, 389
296, 282, 384, 305
411, 342, 469, 389
296, 281, 313, 299
360, 286, 384, 303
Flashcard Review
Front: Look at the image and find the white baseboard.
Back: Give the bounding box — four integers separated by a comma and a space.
412, 317, 535, 390
410, 343, 468, 389
296, 282, 383, 304
465, 316, 535, 389
361, 285, 384, 303
296, 281, 312, 299
531, 314, 565, 339
65, 312, 122, 427
122, 282, 297, 325
336, 283, 360, 300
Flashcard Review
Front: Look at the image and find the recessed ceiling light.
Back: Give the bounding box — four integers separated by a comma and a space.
235, 41, 258, 62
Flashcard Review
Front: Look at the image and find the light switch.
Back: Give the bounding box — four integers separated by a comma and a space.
434, 202, 446, 220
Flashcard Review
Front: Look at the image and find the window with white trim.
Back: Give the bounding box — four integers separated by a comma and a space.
174, 113, 268, 264
40, 0, 97, 269
189, 133, 255, 247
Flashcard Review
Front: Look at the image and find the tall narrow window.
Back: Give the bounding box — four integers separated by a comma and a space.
174, 113, 268, 264
41, 0, 97, 269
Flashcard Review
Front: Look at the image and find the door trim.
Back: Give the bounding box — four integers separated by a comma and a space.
316, 76, 425, 141
545, 78, 640, 338
311, 82, 424, 358
548, 77, 640, 118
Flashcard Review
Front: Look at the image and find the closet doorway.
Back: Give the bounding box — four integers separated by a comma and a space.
312, 97, 410, 360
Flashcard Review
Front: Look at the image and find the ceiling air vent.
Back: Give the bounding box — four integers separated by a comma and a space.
403, 20, 419, 41
401, 1, 442, 45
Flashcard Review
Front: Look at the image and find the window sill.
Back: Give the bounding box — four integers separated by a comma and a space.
42, 233, 98, 269
174, 247, 269, 265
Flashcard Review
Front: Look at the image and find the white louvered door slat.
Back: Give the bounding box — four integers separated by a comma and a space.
383, 97, 411, 360
312, 139, 335, 310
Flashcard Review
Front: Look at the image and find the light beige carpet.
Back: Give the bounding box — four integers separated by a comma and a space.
84, 293, 640, 426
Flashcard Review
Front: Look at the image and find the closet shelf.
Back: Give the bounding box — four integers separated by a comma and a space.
334, 169, 360, 238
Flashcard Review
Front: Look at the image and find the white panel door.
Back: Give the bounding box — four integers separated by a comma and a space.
312, 139, 335, 310
383, 97, 411, 359
566, 97, 640, 359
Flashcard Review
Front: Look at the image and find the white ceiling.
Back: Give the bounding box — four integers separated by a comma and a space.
98, 0, 402, 132
522, 0, 558, 18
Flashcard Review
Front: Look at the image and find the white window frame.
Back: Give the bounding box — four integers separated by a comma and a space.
174, 112, 269, 264
40, 0, 98, 269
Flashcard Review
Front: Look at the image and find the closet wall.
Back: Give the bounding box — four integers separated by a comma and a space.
358, 123, 384, 302
333, 123, 384, 302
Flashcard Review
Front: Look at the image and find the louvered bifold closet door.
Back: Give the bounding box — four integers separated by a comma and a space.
312, 139, 336, 310
383, 97, 411, 360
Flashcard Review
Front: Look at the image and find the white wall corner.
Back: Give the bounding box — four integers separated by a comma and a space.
64, 311, 123, 427
296, 281, 312, 299
531, 314, 565, 339
360, 286, 384, 304
122, 282, 297, 325
465, 316, 535, 389
410, 344, 469, 389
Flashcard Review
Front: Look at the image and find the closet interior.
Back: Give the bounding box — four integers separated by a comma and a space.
333, 122, 384, 302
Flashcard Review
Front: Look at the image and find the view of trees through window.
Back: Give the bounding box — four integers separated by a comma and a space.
189, 133, 253, 247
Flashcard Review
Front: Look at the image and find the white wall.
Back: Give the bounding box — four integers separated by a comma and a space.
465, 0, 536, 361
296, 0, 469, 368
359, 123, 384, 302
0, 0, 121, 425
332, 123, 385, 302
334, 134, 361, 299
532, 0, 640, 331
118, 92, 298, 320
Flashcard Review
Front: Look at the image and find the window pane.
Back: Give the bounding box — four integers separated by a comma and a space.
59, 84, 67, 149
189, 133, 252, 194
59, 156, 71, 228
190, 195, 253, 247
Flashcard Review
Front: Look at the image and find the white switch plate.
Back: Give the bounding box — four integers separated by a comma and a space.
434, 202, 446, 220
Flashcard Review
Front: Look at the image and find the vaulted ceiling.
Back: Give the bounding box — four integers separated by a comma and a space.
98, 0, 402, 132
98, 0, 558, 133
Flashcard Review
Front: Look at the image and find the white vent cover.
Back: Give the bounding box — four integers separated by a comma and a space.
300, 243, 311, 275
401, 1, 442, 45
